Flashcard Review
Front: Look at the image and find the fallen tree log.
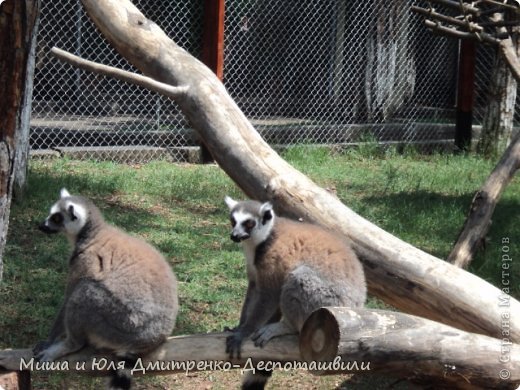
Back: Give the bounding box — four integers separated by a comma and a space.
448, 130, 520, 268
70, 0, 520, 342
300, 307, 520, 389
0, 332, 300, 374
2, 309, 519, 389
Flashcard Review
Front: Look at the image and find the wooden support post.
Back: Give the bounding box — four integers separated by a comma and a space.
199, 0, 226, 163
455, 39, 476, 152
202, 0, 225, 81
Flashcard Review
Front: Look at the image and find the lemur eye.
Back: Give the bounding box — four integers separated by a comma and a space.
230, 217, 236, 227
243, 219, 256, 230
50, 213, 63, 224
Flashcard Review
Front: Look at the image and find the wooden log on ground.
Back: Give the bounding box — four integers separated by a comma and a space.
300, 307, 520, 389
0, 332, 300, 375
449, 131, 520, 267
68, 0, 520, 342
2, 310, 519, 389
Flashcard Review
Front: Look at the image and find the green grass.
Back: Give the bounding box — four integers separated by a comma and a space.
1, 148, 519, 388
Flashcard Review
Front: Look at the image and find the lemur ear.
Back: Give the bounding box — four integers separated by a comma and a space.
260, 201, 274, 224
60, 188, 71, 198
67, 205, 78, 221
224, 196, 238, 210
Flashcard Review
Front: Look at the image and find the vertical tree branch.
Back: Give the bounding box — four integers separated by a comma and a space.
449, 130, 520, 267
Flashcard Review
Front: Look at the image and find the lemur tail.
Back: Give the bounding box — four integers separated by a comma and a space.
242, 369, 272, 390
109, 356, 136, 390
109, 369, 132, 390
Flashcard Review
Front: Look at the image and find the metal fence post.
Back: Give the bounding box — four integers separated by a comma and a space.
200, 0, 226, 163
455, 39, 476, 152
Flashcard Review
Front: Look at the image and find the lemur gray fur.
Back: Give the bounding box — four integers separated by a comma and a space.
35, 188, 178, 389
224, 196, 366, 390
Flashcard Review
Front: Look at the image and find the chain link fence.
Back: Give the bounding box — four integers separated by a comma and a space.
32, 0, 203, 163
31, 0, 509, 163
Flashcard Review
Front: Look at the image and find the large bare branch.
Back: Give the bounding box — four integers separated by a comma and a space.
448, 131, 520, 267
71, 0, 520, 342
50, 47, 189, 98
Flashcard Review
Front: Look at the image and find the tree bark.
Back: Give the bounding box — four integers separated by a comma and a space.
499, 35, 520, 83
73, 0, 520, 343
364, 0, 415, 122
449, 130, 520, 267
0, 0, 40, 281
477, 17, 518, 158
300, 307, 520, 389
12, 1, 40, 199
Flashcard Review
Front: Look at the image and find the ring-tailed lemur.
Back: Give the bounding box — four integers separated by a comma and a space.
224, 196, 366, 390
35, 188, 179, 390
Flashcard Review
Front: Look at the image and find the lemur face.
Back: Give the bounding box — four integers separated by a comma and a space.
39, 188, 88, 239
225, 196, 275, 245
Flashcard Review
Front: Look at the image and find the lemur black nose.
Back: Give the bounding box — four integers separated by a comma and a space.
38, 221, 58, 234
230, 233, 249, 242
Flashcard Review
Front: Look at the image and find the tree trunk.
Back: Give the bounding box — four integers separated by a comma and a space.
477, 50, 517, 157
300, 307, 520, 389
365, 0, 415, 122
449, 130, 520, 268
72, 0, 520, 343
477, 14, 519, 157
0, 0, 40, 281
12, 2, 40, 199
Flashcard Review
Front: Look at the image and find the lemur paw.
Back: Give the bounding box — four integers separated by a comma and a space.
252, 322, 296, 348
34, 348, 54, 363
32, 340, 51, 356
251, 326, 274, 348
33, 340, 67, 362
225, 332, 244, 359
33, 341, 58, 362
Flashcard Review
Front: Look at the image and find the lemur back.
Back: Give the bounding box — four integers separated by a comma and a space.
255, 217, 366, 309
224, 196, 366, 390
36, 189, 178, 389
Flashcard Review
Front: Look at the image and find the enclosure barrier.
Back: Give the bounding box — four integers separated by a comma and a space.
31, 0, 510, 164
